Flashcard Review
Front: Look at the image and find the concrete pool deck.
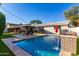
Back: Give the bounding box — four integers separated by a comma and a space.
2, 38, 32, 56
1, 34, 71, 56
60, 49, 71, 56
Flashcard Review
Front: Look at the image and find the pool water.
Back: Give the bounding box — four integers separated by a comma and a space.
14, 35, 61, 56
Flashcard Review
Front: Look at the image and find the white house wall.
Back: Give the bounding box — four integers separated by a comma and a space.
44, 26, 79, 36
44, 26, 69, 34
68, 27, 79, 36
74, 27, 79, 36
61, 26, 69, 29
70, 27, 77, 32
44, 26, 60, 34
44, 27, 55, 33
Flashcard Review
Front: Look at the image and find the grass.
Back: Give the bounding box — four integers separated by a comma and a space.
0, 32, 15, 56
72, 37, 79, 56
1, 33, 15, 39
76, 37, 79, 56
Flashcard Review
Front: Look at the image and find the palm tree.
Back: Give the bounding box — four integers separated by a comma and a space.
64, 6, 79, 27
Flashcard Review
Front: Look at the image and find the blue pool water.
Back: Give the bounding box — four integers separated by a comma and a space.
14, 35, 61, 56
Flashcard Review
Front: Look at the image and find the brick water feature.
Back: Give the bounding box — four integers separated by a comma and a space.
59, 35, 77, 55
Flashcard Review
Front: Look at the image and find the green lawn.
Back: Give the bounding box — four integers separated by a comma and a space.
1, 33, 15, 39
0, 33, 15, 56
76, 37, 79, 56
72, 37, 79, 56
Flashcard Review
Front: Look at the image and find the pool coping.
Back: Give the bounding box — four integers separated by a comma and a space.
1, 38, 32, 56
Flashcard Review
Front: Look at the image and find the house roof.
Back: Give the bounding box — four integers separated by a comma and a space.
7, 23, 20, 26
7, 21, 70, 28
25, 21, 70, 27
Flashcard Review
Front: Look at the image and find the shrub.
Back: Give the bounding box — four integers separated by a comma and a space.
0, 12, 6, 39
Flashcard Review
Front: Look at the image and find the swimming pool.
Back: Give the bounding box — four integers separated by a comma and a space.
14, 35, 61, 56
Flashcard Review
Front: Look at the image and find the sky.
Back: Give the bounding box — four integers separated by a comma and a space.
0, 3, 79, 24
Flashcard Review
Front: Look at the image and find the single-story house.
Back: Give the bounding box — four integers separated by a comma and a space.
5, 21, 79, 36
25, 21, 77, 35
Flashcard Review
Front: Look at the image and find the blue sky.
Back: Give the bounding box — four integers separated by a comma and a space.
0, 3, 79, 24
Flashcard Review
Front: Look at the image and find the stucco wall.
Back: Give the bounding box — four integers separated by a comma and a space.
61, 26, 69, 29
44, 26, 60, 34
70, 27, 77, 32
73, 27, 79, 36
44, 26, 79, 35
44, 27, 55, 33
59, 35, 77, 54
69, 27, 79, 36
44, 26, 68, 34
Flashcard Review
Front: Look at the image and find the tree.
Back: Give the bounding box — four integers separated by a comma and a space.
30, 20, 42, 24
64, 6, 79, 26
0, 12, 6, 39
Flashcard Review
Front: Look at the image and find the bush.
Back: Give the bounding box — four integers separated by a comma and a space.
8, 28, 14, 32
0, 12, 6, 38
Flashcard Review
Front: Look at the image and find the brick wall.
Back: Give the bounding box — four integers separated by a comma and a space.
59, 35, 77, 54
